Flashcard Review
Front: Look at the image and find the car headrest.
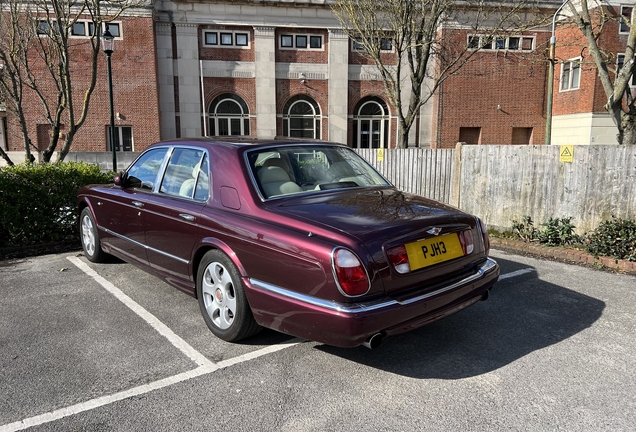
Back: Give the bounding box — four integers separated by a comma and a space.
258, 166, 290, 183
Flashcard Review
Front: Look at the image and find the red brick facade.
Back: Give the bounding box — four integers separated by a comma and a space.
5, 16, 161, 154
430, 29, 551, 148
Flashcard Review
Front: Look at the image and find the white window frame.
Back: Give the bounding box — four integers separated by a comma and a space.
203, 30, 250, 49
208, 96, 250, 137
353, 100, 390, 149
467, 34, 535, 51
351, 37, 394, 53
616, 53, 636, 86
38, 19, 122, 39
279, 33, 324, 51
620, 5, 633, 34
560, 57, 582, 92
107, 125, 134, 152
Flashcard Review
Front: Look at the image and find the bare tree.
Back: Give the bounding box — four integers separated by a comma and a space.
332, 0, 550, 148
0, 0, 145, 165
563, 0, 636, 144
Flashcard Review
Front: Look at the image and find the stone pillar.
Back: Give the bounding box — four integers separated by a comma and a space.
253, 27, 277, 139
174, 23, 202, 138
328, 29, 349, 144
156, 23, 176, 140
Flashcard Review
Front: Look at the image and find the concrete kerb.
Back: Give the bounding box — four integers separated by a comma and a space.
490, 237, 636, 276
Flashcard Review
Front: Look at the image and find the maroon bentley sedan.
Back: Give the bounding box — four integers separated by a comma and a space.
78, 138, 499, 349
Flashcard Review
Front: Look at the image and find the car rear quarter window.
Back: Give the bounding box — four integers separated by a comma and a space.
159, 148, 207, 199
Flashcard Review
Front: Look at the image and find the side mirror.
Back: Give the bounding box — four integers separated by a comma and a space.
114, 172, 127, 187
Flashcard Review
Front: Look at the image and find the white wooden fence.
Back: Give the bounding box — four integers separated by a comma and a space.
357, 145, 636, 234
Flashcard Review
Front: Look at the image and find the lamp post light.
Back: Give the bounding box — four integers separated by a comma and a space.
545, 0, 570, 145
101, 28, 117, 170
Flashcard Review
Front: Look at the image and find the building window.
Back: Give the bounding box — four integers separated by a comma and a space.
282, 96, 321, 139
205, 33, 218, 45
617, 53, 636, 85
511, 127, 533, 145
459, 127, 481, 145
107, 126, 133, 151
560, 58, 581, 91
71, 22, 86, 36
352, 97, 390, 149
620, 6, 633, 33
467, 35, 535, 51
310, 36, 322, 49
203, 31, 250, 48
279, 33, 323, 50
68, 21, 121, 39
208, 94, 250, 136
351, 37, 394, 52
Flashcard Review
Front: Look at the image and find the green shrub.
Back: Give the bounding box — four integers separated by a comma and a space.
511, 215, 582, 247
0, 162, 113, 248
511, 215, 538, 242
586, 217, 636, 261
538, 217, 581, 246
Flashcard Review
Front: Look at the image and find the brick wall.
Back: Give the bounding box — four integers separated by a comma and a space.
275, 29, 329, 64
6, 16, 161, 154
430, 28, 550, 148
199, 25, 255, 62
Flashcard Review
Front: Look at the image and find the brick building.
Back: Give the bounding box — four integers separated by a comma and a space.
550, 1, 633, 145
1, 5, 161, 157
7, 0, 628, 155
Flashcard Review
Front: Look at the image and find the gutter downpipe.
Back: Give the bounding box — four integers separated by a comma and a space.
200, 60, 207, 137
545, 0, 569, 145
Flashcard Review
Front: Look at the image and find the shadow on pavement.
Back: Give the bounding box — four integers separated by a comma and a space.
316, 256, 605, 379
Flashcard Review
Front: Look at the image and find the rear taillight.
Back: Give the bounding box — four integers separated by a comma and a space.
458, 230, 474, 255
332, 248, 370, 296
386, 245, 411, 274
478, 218, 490, 255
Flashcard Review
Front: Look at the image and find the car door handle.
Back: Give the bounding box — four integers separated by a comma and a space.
179, 214, 195, 222
132, 201, 144, 208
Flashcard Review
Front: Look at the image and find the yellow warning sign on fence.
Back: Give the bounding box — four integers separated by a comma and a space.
560, 145, 574, 163
377, 148, 385, 162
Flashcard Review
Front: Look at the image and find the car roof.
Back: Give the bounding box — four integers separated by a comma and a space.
148, 137, 346, 151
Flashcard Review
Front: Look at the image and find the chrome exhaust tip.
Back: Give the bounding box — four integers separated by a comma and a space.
362, 333, 383, 349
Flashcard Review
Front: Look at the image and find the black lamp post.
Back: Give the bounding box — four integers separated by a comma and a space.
101, 28, 116, 170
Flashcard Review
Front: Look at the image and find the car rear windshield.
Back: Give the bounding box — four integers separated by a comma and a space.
247, 145, 390, 199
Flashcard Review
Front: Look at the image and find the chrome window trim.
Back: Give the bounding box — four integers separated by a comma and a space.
250, 258, 498, 314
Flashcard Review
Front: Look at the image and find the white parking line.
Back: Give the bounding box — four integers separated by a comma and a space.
67, 256, 214, 368
499, 268, 535, 280
1, 261, 532, 432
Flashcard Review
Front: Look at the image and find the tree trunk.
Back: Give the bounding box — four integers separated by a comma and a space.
0, 147, 14, 166
621, 112, 636, 145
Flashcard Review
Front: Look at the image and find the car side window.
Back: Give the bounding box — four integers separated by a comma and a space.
159, 148, 207, 199
126, 148, 169, 190
193, 154, 210, 201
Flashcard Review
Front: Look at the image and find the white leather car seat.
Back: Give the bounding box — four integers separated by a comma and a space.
257, 166, 302, 198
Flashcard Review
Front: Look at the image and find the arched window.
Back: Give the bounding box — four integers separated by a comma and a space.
352, 97, 390, 148
208, 94, 250, 136
282, 96, 321, 139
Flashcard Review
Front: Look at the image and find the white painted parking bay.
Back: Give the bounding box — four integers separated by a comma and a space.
1, 252, 539, 431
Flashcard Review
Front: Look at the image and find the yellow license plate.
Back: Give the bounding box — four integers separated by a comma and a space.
404, 233, 464, 271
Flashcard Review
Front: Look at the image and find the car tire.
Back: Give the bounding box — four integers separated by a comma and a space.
197, 250, 261, 342
80, 207, 108, 263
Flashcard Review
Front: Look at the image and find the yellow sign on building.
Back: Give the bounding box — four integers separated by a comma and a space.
560, 145, 574, 163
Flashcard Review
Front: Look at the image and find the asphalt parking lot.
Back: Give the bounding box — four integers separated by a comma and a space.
1, 249, 635, 431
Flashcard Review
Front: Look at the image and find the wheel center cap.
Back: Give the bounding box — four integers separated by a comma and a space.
215, 288, 223, 302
